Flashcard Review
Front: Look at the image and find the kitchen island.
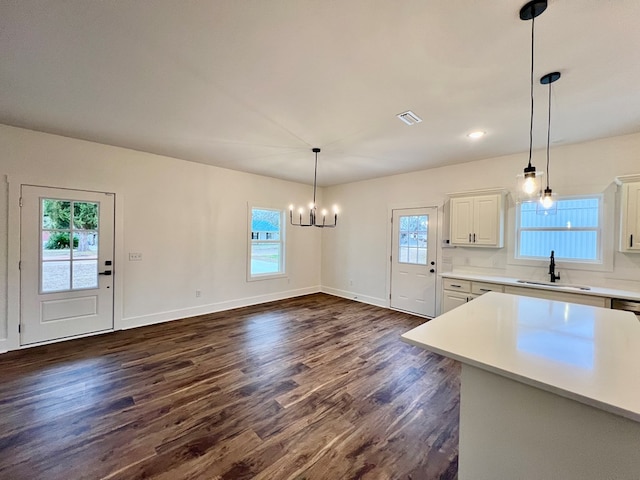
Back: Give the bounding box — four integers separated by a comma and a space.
401, 292, 640, 480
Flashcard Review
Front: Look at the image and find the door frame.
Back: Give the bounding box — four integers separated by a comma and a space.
386, 202, 442, 317
6, 175, 125, 351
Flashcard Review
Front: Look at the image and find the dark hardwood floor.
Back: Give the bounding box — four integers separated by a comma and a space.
0, 293, 460, 480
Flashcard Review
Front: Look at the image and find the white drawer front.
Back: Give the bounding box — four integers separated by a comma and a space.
472, 282, 505, 295
443, 279, 471, 293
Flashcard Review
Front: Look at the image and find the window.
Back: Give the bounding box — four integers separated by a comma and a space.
41, 198, 100, 292
397, 214, 428, 265
249, 207, 285, 279
516, 196, 602, 263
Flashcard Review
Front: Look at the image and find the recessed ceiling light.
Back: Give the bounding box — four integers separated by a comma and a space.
467, 131, 485, 139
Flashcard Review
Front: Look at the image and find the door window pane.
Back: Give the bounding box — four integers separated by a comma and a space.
41, 198, 100, 292
398, 214, 428, 265
73, 202, 99, 230
42, 231, 72, 260
73, 232, 98, 259
42, 200, 71, 229
72, 260, 98, 289
42, 261, 71, 292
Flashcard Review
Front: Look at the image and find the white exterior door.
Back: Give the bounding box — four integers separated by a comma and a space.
20, 185, 115, 345
390, 207, 438, 317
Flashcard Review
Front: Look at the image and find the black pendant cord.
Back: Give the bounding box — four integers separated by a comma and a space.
527, 13, 535, 169
546, 81, 551, 189
312, 150, 318, 206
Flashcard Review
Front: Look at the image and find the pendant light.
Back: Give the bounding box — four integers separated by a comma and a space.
289, 148, 338, 228
518, 0, 547, 199
539, 71, 560, 210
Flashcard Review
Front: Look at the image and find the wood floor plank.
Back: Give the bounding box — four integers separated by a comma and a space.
0, 293, 459, 479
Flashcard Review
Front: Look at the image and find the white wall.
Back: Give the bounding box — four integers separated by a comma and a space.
321, 132, 640, 308
0, 124, 322, 351
2, 124, 640, 352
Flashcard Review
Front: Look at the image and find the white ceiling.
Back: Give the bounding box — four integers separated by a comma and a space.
1, 1, 639, 186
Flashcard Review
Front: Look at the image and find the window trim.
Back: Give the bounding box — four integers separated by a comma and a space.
247, 204, 286, 281
509, 190, 614, 273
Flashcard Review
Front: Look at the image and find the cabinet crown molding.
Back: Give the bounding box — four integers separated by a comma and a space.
447, 187, 508, 198
615, 174, 640, 186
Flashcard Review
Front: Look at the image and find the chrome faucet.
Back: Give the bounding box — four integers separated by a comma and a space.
549, 250, 560, 283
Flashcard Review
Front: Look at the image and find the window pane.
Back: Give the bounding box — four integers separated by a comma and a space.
72, 260, 98, 289
42, 261, 71, 292
251, 209, 281, 239
251, 243, 281, 275
42, 231, 71, 260
398, 214, 428, 265
520, 198, 599, 228
73, 232, 98, 259
519, 231, 598, 260
250, 208, 284, 277
73, 201, 99, 230
42, 199, 71, 229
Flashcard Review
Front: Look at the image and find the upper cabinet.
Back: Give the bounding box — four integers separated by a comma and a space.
617, 175, 640, 253
448, 189, 506, 248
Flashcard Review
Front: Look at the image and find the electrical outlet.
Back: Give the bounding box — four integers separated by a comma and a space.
129, 252, 142, 261
195, 290, 201, 298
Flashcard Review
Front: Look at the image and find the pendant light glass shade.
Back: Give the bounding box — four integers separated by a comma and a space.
538, 71, 561, 212
517, 0, 547, 202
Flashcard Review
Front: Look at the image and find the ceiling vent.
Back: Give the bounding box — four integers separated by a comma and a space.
396, 110, 423, 125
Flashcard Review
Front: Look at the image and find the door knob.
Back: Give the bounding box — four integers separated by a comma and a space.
430, 269, 435, 273
99, 270, 112, 276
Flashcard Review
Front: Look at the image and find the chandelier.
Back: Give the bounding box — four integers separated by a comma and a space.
289, 148, 338, 228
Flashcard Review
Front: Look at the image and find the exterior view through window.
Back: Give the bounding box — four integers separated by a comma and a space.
250, 207, 284, 277
517, 197, 601, 262
41, 198, 99, 292
398, 214, 428, 265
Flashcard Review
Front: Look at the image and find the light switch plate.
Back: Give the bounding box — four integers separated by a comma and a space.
129, 252, 142, 261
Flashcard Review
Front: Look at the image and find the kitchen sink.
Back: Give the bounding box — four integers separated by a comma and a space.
516, 280, 591, 291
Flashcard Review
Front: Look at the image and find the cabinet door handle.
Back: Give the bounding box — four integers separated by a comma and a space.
450, 284, 462, 288
479, 288, 491, 292
473, 233, 476, 243
631, 234, 634, 248
468, 233, 472, 243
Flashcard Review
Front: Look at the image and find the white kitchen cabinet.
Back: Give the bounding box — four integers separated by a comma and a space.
442, 291, 470, 313
441, 278, 498, 314
617, 176, 640, 252
449, 189, 505, 247
503, 285, 609, 308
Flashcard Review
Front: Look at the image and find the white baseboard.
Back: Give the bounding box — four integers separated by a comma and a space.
0, 338, 7, 354
320, 286, 388, 308
121, 286, 321, 330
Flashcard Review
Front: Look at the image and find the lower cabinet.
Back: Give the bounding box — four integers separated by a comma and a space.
442, 291, 474, 313
441, 279, 502, 314
503, 286, 609, 308
441, 277, 610, 315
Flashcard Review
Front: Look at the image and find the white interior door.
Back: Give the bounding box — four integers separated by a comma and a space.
20, 185, 115, 345
390, 207, 438, 317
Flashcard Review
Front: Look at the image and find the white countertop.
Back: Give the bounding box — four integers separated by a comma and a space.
401, 292, 640, 422
441, 272, 640, 302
